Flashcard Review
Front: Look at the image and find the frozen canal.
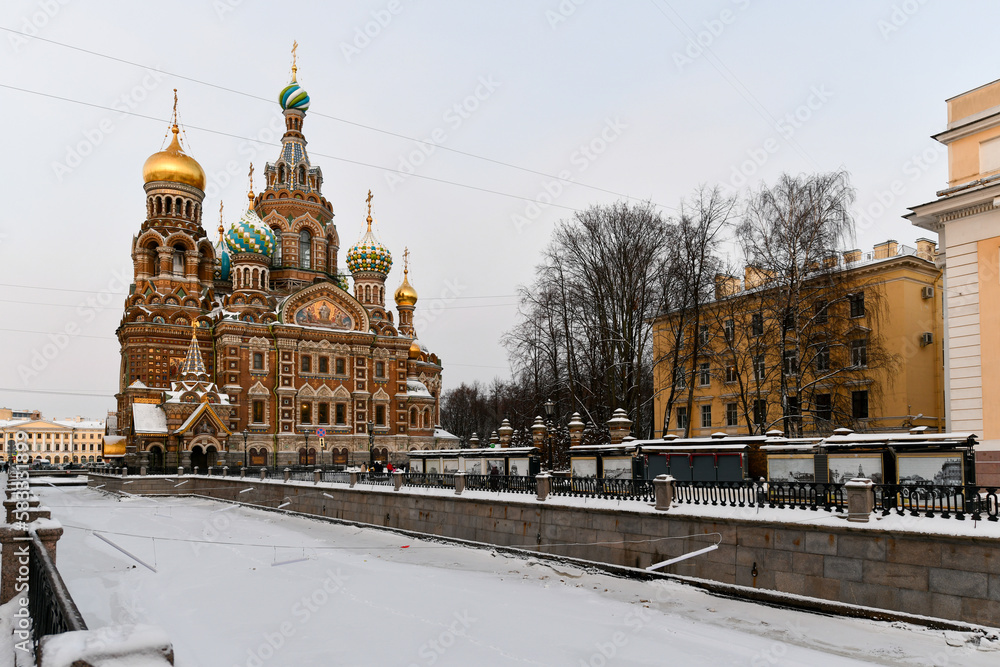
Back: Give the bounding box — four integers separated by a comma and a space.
35, 485, 998, 666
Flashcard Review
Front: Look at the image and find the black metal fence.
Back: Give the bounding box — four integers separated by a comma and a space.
464, 474, 537, 494
27, 531, 87, 650
874, 484, 1000, 521
403, 472, 454, 488
672, 480, 846, 512
550, 477, 655, 502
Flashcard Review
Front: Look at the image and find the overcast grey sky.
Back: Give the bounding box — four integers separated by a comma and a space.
1, 0, 995, 420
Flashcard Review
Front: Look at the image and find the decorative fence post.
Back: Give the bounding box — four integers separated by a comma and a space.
393, 469, 404, 491
283, 468, 291, 483
535, 473, 551, 501
845, 478, 874, 523
207, 466, 214, 477
177, 467, 184, 477
222, 466, 229, 478
349, 470, 358, 488
653, 474, 675, 511
453, 471, 465, 495
314, 468, 322, 485
240, 467, 246, 479
0, 524, 27, 603
140, 466, 147, 476
260, 469, 267, 481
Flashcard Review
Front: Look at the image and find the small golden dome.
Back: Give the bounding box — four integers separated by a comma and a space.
409, 339, 422, 359
394, 275, 418, 307
143, 125, 206, 190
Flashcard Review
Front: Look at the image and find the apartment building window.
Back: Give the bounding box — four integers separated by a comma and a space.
674, 366, 686, 388
252, 352, 264, 370
725, 364, 737, 384
754, 355, 765, 382
815, 393, 832, 422
751, 313, 763, 337
698, 363, 711, 386
676, 407, 689, 430
851, 390, 869, 420
850, 292, 866, 318
753, 399, 767, 426
783, 310, 795, 332
816, 345, 830, 372
814, 300, 828, 324
699, 324, 710, 346
851, 339, 868, 368
783, 350, 798, 376
724, 319, 734, 343
700, 404, 712, 429
725, 402, 738, 427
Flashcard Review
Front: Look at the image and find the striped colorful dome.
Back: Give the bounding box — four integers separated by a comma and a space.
279, 82, 310, 111
225, 204, 275, 258
214, 233, 231, 280
346, 230, 392, 276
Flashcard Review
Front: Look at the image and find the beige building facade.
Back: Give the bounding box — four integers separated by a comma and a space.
908, 78, 1000, 486
0, 417, 105, 463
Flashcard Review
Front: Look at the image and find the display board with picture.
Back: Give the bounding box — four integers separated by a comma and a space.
572, 457, 597, 478
425, 458, 442, 475
409, 458, 424, 473
485, 459, 505, 476
462, 458, 483, 475
507, 457, 529, 477
601, 456, 633, 480
767, 455, 816, 483
827, 453, 883, 484
897, 453, 964, 486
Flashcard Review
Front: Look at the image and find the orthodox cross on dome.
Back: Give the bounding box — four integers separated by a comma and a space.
247, 163, 255, 201
170, 88, 178, 129
366, 189, 374, 231
291, 41, 299, 82
217, 201, 224, 241
403, 247, 410, 276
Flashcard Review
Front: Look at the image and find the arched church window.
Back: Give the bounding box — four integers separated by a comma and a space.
273, 231, 282, 267
147, 242, 160, 276
172, 245, 185, 276
364, 285, 371, 303
278, 164, 286, 183
299, 230, 312, 269
298, 165, 306, 185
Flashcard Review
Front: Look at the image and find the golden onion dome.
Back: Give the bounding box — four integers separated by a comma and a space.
142, 125, 206, 190
409, 339, 422, 359
394, 271, 418, 307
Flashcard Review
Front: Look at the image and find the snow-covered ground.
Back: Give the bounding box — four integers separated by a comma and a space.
34, 485, 999, 667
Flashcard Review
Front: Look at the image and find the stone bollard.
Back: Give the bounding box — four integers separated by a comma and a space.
177, 467, 184, 477
845, 477, 874, 523
535, 473, 551, 502
313, 468, 321, 485
207, 466, 214, 477
32, 519, 63, 564
0, 524, 28, 603
121, 467, 128, 478
240, 467, 246, 479
283, 468, 291, 483
453, 471, 465, 495
393, 469, 404, 492
653, 474, 675, 511
223, 466, 229, 478
349, 471, 358, 488
140, 466, 147, 476
193, 466, 199, 477
260, 469, 267, 481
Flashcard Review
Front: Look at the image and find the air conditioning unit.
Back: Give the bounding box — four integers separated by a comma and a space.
920, 332, 933, 346
921, 286, 935, 299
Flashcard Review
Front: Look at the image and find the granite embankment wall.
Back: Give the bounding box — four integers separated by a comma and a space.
88, 474, 1000, 628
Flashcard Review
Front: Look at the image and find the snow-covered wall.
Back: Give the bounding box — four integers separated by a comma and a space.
88, 474, 1000, 628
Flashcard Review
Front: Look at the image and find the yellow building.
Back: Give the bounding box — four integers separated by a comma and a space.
652, 242, 944, 438
0, 417, 105, 463
908, 78, 1000, 486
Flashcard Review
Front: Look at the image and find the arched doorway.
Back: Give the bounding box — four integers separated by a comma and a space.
249, 447, 267, 467
333, 448, 348, 466
373, 447, 388, 463
190, 445, 207, 471
206, 445, 218, 467
298, 448, 316, 465
149, 446, 164, 471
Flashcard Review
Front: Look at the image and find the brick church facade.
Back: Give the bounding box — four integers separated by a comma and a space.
115, 61, 446, 470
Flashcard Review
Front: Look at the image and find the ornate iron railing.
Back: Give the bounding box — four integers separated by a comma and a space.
671, 480, 846, 512
464, 474, 537, 494
357, 472, 393, 486
550, 477, 655, 501
674, 480, 762, 508
321, 471, 351, 485
27, 531, 87, 649
874, 484, 1000, 521
766, 481, 846, 512
403, 472, 455, 488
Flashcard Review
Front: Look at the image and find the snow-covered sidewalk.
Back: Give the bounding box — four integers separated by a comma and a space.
35, 485, 999, 666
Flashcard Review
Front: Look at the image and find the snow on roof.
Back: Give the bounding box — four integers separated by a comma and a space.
642, 444, 749, 452
406, 380, 432, 398
127, 380, 148, 389
409, 447, 538, 457
53, 420, 104, 429
132, 403, 167, 434
433, 427, 459, 441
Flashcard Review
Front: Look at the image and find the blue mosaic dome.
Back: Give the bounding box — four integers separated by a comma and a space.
346, 229, 392, 276
214, 234, 231, 280
225, 205, 275, 258
279, 82, 310, 111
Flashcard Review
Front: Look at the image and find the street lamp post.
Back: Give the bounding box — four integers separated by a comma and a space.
242, 428, 249, 468
544, 398, 556, 471
368, 420, 375, 467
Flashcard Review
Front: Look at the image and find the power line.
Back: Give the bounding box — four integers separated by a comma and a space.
0, 82, 583, 213
0, 283, 518, 300
0, 387, 115, 398
0, 26, 671, 211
